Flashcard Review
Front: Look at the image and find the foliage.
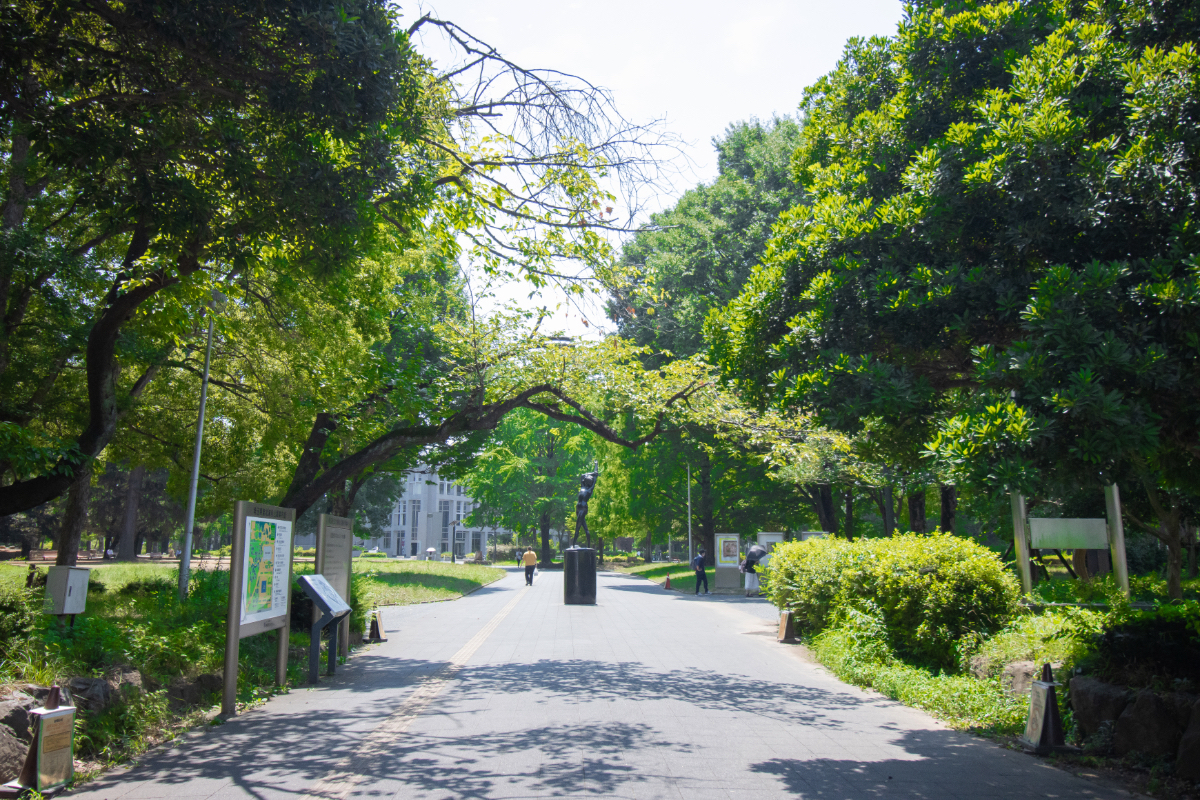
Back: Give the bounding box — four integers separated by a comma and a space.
1080, 600, 1200, 689
809, 613, 1026, 733
763, 533, 1020, 669
455, 408, 595, 562
964, 608, 1105, 678
709, 0, 1200, 597
0, 581, 39, 665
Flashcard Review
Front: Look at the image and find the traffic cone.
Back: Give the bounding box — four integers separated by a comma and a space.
664, 575, 672, 590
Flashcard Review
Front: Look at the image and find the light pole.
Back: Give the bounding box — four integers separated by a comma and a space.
687, 463, 693, 565
178, 308, 217, 602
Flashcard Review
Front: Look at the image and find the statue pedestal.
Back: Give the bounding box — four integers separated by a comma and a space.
563, 548, 596, 605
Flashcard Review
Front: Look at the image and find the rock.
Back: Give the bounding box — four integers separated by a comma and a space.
0, 724, 26, 783
67, 676, 112, 712
968, 654, 992, 679
167, 674, 222, 709
1001, 661, 1038, 696
106, 665, 145, 697
0, 693, 37, 742
1069, 676, 1132, 738
1177, 699, 1200, 781
194, 674, 223, 697
1113, 689, 1183, 758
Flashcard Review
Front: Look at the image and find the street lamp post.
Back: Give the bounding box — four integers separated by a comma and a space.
178, 313, 215, 602
687, 463, 693, 566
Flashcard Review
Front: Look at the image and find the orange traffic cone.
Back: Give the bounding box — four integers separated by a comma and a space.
664, 575, 672, 590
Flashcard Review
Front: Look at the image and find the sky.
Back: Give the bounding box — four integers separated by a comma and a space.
410, 0, 906, 334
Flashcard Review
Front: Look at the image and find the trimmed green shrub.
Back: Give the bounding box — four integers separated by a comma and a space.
763, 532, 1020, 670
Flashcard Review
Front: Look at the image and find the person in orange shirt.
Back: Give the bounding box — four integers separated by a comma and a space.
522, 546, 538, 585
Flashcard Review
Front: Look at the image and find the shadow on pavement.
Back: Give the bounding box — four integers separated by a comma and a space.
746, 728, 1117, 798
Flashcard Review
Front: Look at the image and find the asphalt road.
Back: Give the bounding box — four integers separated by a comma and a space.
65, 566, 1134, 800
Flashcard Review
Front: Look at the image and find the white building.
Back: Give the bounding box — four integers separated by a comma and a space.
360, 466, 511, 558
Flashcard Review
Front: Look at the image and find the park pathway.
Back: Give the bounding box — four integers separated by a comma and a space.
66, 567, 1135, 800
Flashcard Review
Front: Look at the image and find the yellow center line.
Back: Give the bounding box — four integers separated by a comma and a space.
300, 584, 529, 800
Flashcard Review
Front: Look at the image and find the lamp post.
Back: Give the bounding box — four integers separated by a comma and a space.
687, 463, 693, 566
178, 293, 223, 602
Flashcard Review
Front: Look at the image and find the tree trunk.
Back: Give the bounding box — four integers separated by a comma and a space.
117, 465, 146, 561
844, 489, 854, 541
908, 487, 926, 533
939, 484, 956, 533
820, 484, 839, 535
55, 465, 93, 566
539, 511, 552, 567
1186, 522, 1197, 579
699, 455, 715, 566
874, 487, 896, 536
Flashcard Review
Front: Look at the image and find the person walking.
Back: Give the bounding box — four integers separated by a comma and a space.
691, 548, 710, 595
522, 546, 538, 586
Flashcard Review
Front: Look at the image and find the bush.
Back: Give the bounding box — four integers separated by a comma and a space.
1080, 600, 1200, 689
810, 613, 1026, 732
964, 608, 1105, 677
0, 583, 39, 664
763, 532, 1020, 670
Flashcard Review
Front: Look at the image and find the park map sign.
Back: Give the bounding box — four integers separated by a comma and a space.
241, 516, 291, 626
223, 501, 296, 716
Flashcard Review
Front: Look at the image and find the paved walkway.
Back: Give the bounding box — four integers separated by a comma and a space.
67, 568, 1134, 800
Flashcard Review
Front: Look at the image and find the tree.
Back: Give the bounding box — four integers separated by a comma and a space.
710, 0, 1200, 594
456, 409, 594, 567
1, 0, 443, 550
2, 3, 682, 568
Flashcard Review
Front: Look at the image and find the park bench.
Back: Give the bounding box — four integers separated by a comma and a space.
28, 550, 56, 561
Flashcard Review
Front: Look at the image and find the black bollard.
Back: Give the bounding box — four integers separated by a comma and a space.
564, 547, 597, 605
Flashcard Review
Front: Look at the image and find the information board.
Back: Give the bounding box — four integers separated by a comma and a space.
224, 501, 295, 717
316, 514, 353, 603
32, 707, 74, 791
240, 515, 293, 627
716, 534, 741, 567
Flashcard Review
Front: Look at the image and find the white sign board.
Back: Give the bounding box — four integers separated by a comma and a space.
1029, 518, 1108, 550
240, 515, 293, 627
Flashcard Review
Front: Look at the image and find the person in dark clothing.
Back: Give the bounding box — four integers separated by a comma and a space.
691, 549, 710, 595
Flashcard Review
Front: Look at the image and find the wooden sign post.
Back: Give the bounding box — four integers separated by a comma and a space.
222, 501, 296, 717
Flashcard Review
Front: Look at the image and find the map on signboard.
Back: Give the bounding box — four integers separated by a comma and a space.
245, 520, 276, 614
241, 515, 292, 626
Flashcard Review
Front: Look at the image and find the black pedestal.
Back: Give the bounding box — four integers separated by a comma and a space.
563, 547, 596, 605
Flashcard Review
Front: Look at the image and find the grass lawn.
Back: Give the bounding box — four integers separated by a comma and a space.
609, 561, 703, 593
324, 559, 505, 607
1, 557, 505, 608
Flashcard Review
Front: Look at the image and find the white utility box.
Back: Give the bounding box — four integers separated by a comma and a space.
43, 566, 90, 616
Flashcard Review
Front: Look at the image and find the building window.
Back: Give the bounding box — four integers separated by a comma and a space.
439, 500, 451, 551
457, 484, 464, 496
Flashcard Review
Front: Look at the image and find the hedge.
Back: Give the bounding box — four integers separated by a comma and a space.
762, 532, 1020, 670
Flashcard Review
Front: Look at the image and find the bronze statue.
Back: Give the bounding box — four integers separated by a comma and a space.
571, 464, 600, 548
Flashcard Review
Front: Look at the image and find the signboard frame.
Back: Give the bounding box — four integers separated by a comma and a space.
223, 500, 295, 717
316, 514, 354, 659
1010, 485, 1129, 597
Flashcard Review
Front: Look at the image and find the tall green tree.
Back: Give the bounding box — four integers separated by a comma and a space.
710, 0, 1200, 595
456, 409, 595, 566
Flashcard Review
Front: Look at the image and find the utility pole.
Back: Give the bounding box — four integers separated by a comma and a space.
178, 312, 215, 602
687, 463, 693, 565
